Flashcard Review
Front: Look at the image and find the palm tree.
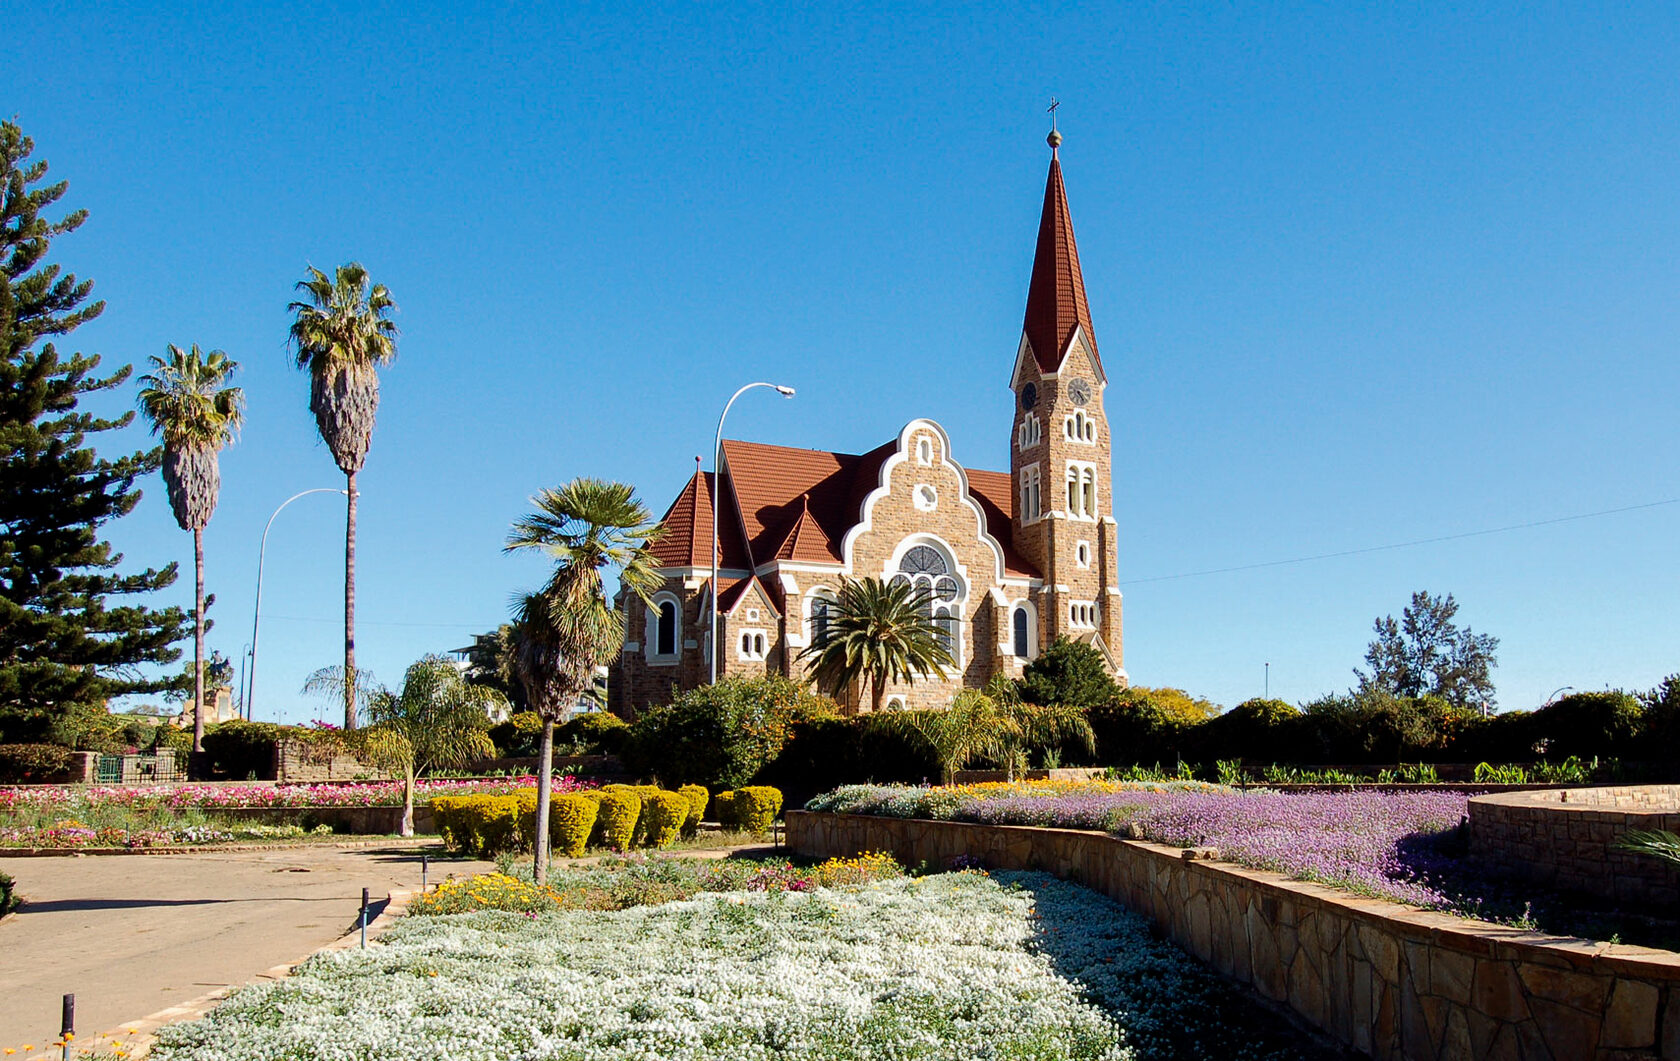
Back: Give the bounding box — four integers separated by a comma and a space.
287, 262, 398, 730
798, 576, 955, 714
306, 657, 502, 836
505, 479, 663, 882
136, 344, 244, 754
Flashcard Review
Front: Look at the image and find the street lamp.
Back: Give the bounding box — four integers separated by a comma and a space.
247, 488, 348, 721
710, 382, 796, 682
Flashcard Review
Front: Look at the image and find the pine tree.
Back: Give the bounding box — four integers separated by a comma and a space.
0, 120, 188, 743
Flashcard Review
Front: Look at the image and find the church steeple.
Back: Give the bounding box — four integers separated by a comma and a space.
1021, 131, 1101, 376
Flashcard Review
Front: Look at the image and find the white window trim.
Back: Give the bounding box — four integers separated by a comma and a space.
646, 592, 683, 665
1075, 540, 1092, 568
1064, 409, 1097, 444
1007, 599, 1039, 659
737, 629, 768, 661
1017, 413, 1041, 450
804, 587, 837, 649
1019, 462, 1042, 524
1066, 460, 1099, 521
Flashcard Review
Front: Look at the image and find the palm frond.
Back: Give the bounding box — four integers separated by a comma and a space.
1617, 829, 1680, 869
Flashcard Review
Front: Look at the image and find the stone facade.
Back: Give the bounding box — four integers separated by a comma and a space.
611, 139, 1127, 718
789, 810, 1680, 1061
1470, 786, 1680, 908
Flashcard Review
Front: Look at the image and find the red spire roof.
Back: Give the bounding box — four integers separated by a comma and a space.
1021, 139, 1100, 374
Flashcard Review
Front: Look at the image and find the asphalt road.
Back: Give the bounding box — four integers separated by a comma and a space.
0, 843, 493, 1052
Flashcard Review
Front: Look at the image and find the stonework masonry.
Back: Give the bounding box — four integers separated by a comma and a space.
1470, 787, 1680, 909
788, 810, 1680, 1061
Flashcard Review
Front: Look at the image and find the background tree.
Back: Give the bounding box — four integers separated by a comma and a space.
1017, 636, 1120, 710
887, 689, 1014, 784
456, 623, 527, 712
307, 656, 501, 835
1356, 591, 1499, 708
287, 263, 398, 729
137, 344, 243, 753
0, 120, 187, 743
625, 674, 836, 788
505, 478, 662, 883
798, 577, 954, 714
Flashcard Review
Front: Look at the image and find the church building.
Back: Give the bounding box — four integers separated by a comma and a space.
611, 131, 1126, 716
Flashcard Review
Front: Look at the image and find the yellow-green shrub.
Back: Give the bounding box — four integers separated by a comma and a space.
431, 794, 521, 856
629, 785, 662, 845
712, 790, 736, 828
733, 786, 783, 834
593, 789, 641, 851
547, 793, 600, 857
640, 790, 689, 848
678, 784, 708, 837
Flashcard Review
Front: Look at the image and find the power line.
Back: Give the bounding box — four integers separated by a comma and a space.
1120, 497, 1680, 586
261, 614, 485, 630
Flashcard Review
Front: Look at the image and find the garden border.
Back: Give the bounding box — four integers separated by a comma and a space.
788, 809, 1680, 1061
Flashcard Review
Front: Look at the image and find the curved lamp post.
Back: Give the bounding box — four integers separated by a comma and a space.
710, 382, 795, 682
247, 488, 348, 721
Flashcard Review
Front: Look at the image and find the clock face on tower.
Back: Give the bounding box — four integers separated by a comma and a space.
1068, 378, 1092, 407
1019, 383, 1038, 411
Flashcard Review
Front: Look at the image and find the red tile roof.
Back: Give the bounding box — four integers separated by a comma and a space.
654, 438, 1041, 583
717, 574, 783, 617
1022, 148, 1101, 375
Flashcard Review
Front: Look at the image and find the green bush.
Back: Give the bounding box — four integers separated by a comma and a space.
0, 743, 76, 783
547, 793, 599, 857
558, 712, 631, 756
593, 789, 641, 851
0, 871, 15, 917
677, 784, 708, 837
488, 711, 544, 756
625, 675, 837, 789
733, 786, 783, 833
640, 791, 690, 848
1532, 691, 1644, 758
712, 790, 737, 828
1019, 637, 1120, 710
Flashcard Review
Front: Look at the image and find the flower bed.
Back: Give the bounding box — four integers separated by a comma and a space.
149, 864, 1332, 1061
0, 775, 591, 813
809, 781, 1470, 909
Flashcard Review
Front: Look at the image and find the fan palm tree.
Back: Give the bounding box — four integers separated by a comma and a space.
305, 657, 502, 836
136, 344, 244, 754
506, 478, 663, 882
798, 576, 955, 714
287, 262, 398, 729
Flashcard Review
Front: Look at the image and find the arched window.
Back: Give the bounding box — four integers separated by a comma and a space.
808, 591, 834, 647
889, 543, 963, 665
656, 601, 677, 655
917, 436, 933, 464
1065, 410, 1096, 443
1020, 464, 1041, 522
1066, 462, 1098, 519
1012, 607, 1030, 658
1018, 414, 1041, 449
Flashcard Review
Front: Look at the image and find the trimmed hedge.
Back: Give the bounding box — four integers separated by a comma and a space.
547, 793, 600, 857
734, 786, 783, 833
431, 794, 520, 857
712, 790, 737, 828
641, 791, 690, 848
593, 789, 641, 851
678, 784, 708, 837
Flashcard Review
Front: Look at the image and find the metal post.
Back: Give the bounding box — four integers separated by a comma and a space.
360, 887, 369, 948
710, 382, 795, 683
421, 854, 428, 892
248, 488, 348, 720
60, 993, 73, 1060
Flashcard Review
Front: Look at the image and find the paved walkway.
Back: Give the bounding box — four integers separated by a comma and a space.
0, 843, 492, 1051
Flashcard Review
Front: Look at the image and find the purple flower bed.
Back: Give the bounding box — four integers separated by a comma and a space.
808, 784, 1469, 910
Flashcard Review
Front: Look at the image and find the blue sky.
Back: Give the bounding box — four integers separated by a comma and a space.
10, 2, 1677, 722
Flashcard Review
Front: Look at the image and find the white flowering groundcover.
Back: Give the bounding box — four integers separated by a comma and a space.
152, 871, 1328, 1061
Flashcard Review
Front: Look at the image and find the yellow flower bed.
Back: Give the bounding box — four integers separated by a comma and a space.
811, 850, 902, 888
407, 873, 565, 915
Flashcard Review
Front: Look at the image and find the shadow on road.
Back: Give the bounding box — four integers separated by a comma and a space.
17, 895, 355, 914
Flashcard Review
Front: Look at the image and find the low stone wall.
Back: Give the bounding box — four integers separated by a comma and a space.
274, 739, 385, 783
1469, 786, 1680, 908
208, 805, 431, 834
788, 810, 1680, 1061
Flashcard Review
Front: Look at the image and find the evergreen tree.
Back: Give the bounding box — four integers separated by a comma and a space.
0, 120, 187, 742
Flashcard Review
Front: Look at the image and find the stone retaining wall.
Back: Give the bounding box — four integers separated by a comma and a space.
1469, 787, 1680, 908
788, 810, 1680, 1061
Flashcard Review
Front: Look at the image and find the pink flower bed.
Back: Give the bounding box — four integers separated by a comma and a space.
0, 775, 594, 814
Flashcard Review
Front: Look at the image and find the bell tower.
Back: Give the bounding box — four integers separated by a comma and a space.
1009, 129, 1124, 675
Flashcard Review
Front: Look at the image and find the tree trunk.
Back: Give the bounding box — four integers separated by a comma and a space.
344, 471, 358, 730
872, 672, 885, 714
193, 526, 205, 754
533, 719, 555, 884
401, 762, 415, 837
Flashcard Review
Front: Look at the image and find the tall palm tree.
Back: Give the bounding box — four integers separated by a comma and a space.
136, 344, 244, 754
287, 263, 398, 729
305, 657, 502, 836
506, 478, 663, 882
798, 576, 955, 714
